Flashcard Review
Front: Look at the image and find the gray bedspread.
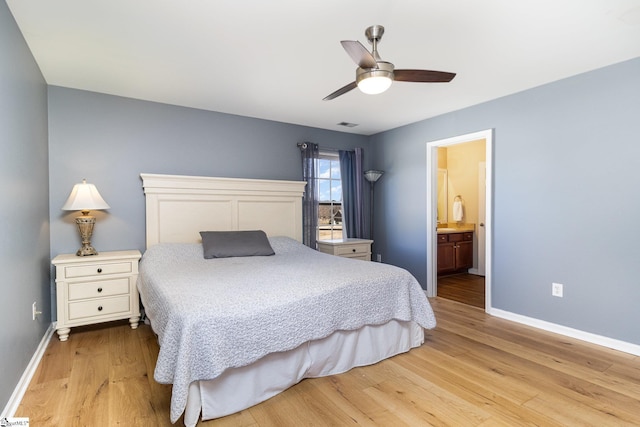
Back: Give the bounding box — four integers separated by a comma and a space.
137, 237, 436, 422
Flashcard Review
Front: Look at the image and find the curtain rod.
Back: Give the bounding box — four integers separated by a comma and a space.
296, 142, 358, 152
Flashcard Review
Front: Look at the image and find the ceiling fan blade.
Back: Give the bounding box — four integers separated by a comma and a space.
394, 69, 456, 83
323, 81, 357, 101
340, 40, 377, 69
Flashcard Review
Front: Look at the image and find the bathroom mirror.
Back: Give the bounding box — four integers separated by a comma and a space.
437, 169, 448, 224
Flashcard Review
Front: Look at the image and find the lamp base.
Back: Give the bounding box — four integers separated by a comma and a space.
76, 244, 98, 256
75, 214, 99, 256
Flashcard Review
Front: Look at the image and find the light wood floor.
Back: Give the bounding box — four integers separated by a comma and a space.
18, 298, 640, 426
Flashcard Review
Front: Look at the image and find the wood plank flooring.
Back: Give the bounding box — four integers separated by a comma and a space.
438, 273, 485, 309
17, 298, 640, 426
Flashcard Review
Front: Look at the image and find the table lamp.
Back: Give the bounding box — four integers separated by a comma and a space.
62, 179, 110, 256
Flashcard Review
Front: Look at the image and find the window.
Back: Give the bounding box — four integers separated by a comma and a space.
317, 153, 343, 241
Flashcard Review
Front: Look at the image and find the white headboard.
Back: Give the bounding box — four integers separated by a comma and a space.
141, 173, 306, 248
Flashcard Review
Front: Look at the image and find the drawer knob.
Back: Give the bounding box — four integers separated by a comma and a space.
97, 287, 103, 293
98, 306, 103, 311
97, 268, 103, 273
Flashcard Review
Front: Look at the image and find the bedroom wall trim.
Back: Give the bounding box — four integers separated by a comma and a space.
140, 173, 307, 247
489, 308, 640, 356
1, 323, 55, 418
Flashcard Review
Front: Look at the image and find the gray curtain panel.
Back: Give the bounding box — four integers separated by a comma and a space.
339, 148, 365, 238
300, 142, 319, 248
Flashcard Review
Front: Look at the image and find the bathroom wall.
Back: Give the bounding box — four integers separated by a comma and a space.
446, 139, 485, 224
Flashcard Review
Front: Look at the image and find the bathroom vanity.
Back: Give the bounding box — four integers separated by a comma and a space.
437, 228, 473, 275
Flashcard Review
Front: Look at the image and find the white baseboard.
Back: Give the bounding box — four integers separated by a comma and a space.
1, 322, 55, 418
488, 308, 640, 356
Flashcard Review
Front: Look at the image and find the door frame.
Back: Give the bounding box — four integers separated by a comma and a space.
474, 162, 486, 276
425, 129, 493, 311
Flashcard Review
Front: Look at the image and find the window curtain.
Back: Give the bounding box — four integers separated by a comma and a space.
339, 148, 365, 238
300, 142, 319, 248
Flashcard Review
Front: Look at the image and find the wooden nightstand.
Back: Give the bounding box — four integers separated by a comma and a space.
317, 238, 373, 261
52, 250, 141, 341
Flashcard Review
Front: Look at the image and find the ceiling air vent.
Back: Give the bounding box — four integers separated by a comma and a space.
337, 122, 358, 128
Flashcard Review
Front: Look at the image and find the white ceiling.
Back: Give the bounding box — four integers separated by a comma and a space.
7, 0, 640, 135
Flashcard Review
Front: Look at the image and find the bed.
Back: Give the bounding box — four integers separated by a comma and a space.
138, 173, 437, 426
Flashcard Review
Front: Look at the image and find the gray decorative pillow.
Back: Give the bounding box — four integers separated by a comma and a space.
199, 230, 275, 259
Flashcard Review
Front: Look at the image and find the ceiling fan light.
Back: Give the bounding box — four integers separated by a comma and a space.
356, 64, 394, 95
357, 75, 393, 95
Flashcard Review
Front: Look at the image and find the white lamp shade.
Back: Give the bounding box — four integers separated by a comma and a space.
62, 179, 110, 211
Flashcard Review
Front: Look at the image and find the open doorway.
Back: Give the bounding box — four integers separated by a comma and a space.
426, 129, 493, 312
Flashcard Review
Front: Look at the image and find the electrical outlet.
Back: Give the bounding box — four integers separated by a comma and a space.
552, 282, 563, 298
376, 253, 382, 262
32, 302, 42, 320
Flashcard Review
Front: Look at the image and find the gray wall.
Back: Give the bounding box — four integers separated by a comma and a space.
0, 1, 50, 411
370, 57, 640, 345
48, 86, 369, 272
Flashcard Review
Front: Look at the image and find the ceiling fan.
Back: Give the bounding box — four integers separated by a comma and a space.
323, 25, 456, 101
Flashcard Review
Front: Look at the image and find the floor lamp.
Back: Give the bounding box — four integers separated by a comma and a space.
364, 170, 384, 243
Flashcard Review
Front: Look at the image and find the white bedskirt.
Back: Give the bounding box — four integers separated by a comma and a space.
184, 319, 424, 426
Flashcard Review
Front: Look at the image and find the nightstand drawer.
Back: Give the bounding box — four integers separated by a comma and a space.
68, 277, 130, 301
348, 254, 372, 261
68, 295, 131, 320
64, 262, 133, 278
334, 244, 368, 256
317, 239, 373, 261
